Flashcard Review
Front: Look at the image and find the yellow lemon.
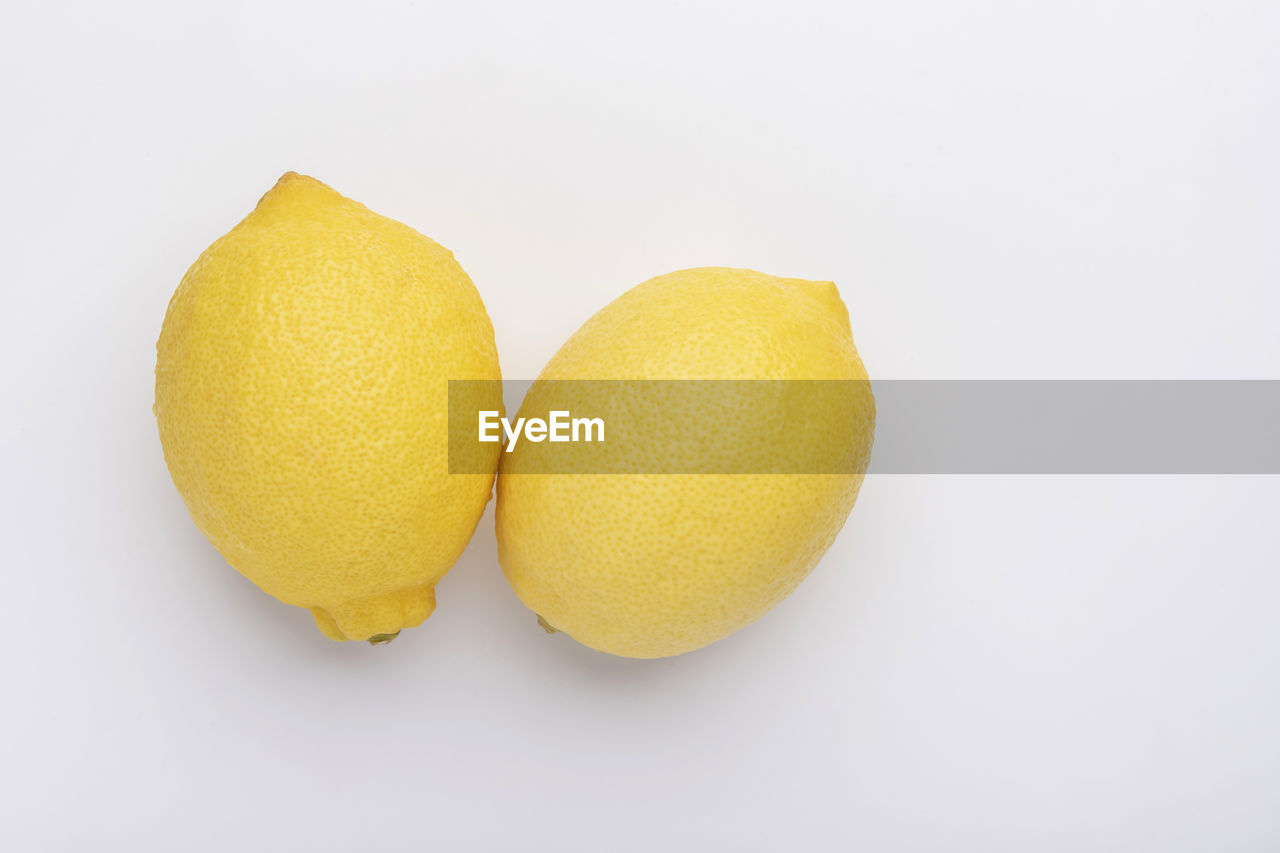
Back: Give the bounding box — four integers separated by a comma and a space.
155, 173, 502, 642
496, 267, 874, 658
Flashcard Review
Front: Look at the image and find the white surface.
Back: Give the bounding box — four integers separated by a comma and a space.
2, 1, 1279, 849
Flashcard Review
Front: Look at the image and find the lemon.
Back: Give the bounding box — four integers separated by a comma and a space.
155, 173, 502, 642
495, 267, 874, 658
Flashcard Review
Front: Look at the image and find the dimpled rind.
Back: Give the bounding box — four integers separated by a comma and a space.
155, 173, 502, 641
496, 267, 875, 659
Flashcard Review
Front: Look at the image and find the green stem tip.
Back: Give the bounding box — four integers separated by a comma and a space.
367, 632, 400, 646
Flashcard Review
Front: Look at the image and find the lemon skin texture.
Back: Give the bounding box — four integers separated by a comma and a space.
496, 267, 874, 658
155, 173, 502, 642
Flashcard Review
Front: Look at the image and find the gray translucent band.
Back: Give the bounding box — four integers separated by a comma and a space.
448, 380, 1280, 474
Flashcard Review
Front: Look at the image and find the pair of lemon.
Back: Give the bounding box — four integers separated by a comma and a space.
155, 173, 874, 658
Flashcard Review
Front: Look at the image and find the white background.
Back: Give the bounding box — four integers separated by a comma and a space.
2, 1, 1278, 849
